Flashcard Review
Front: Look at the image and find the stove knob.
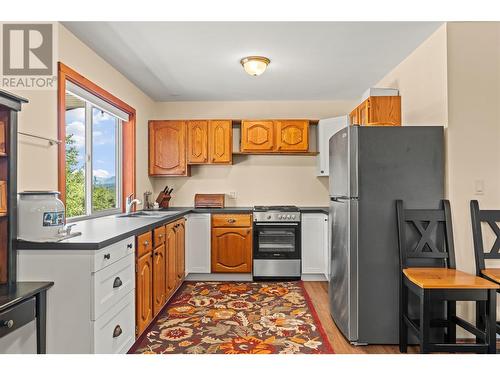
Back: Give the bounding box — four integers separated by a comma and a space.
291, 215, 296, 219
267, 215, 272, 220
278, 215, 282, 219
286, 215, 291, 219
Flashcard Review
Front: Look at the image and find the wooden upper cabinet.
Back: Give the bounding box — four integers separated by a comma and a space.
209, 120, 232, 164
211, 227, 253, 273
366, 96, 401, 126
152, 243, 166, 315
136, 252, 153, 336
187, 120, 208, 164
241, 120, 274, 152
349, 96, 401, 126
275, 120, 309, 152
149, 120, 189, 176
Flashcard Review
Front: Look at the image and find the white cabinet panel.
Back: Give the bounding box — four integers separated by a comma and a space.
186, 213, 211, 273
301, 213, 328, 276
316, 116, 349, 176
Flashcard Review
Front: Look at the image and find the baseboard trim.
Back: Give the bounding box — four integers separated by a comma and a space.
301, 274, 328, 281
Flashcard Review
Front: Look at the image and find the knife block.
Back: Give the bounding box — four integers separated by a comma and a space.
156, 192, 172, 209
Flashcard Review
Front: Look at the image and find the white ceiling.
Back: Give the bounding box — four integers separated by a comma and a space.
63, 22, 442, 102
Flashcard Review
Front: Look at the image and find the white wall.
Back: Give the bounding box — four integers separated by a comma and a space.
13, 24, 156, 199
152, 100, 356, 206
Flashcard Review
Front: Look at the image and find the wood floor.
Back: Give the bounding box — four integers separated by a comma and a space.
303, 281, 419, 354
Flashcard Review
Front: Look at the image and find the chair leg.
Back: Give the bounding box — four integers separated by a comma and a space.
486, 290, 497, 354
419, 290, 431, 354
399, 280, 408, 353
476, 300, 486, 343
446, 300, 456, 344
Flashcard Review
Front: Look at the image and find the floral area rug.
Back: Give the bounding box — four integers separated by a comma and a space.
131, 281, 333, 354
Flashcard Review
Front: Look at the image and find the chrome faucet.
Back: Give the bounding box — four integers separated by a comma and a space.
126, 194, 142, 214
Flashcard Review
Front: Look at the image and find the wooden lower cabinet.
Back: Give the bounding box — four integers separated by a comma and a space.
136, 218, 186, 337
136, 252, 153, 336
165, 222, 178, 299
211, 220, 252, 273
152, 243, 166, 315
175, 219, 186, 282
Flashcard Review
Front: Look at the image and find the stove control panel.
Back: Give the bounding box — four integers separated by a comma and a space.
253, 211, 301, 223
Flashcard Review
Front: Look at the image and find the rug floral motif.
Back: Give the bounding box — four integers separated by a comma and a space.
131, 281, 333, 354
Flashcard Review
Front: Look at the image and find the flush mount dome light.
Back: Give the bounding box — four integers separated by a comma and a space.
240, 56, 271, 76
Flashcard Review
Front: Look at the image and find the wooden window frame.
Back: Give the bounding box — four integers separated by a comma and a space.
57, 62, 136, 213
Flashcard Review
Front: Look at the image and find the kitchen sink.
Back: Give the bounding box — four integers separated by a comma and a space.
117, 211, 182, 219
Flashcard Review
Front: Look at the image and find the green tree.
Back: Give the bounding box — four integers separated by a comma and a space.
65, 134, 85, 217
66, 134, 116, 217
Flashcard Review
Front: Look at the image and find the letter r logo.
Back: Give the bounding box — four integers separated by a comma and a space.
2, 24, 53, 76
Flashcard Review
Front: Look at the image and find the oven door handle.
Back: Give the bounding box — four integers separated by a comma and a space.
254, 222, 299, 226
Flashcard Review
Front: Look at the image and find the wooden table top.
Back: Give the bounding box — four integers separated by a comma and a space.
403, 268, 499, 289
482, 268, 500, 284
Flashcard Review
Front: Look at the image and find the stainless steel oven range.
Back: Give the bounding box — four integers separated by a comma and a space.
252, 206, 301, 280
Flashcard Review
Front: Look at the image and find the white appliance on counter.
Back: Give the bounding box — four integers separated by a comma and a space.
18, 191, 65, 241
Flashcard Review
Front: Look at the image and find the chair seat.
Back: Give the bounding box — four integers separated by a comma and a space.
481, 269, 500, 284
403, 268, 499, 289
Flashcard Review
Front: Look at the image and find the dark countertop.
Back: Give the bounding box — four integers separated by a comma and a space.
0, 282, 54, 311
15, 206, 328, 251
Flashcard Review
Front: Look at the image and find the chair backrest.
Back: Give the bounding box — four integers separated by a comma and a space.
396, 200, 456, 270
470, 200, 500, 272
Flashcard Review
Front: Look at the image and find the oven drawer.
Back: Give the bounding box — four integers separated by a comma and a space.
92, 290, 135, 354
0, 298, 35, 339
92, 253, 135, 320
212, 214, 252, 228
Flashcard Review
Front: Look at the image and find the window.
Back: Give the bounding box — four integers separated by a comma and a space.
58, 63, 136, 221
65, 89, 123, 219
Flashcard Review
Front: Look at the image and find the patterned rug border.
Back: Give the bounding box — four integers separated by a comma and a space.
129, 281, 335, 354
298, 281, 334, 354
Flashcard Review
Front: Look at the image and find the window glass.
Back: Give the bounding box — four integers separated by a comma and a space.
92, 107, 118, 212
65, 92, 86, 218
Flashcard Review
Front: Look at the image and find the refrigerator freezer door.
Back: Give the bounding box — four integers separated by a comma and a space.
328, 198, 358, 342
329, 126, 358, 198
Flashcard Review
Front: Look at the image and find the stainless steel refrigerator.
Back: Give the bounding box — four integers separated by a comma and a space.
328, 125, 444, 344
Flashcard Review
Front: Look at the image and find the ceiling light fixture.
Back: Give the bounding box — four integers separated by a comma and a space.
240, 56, 271, 76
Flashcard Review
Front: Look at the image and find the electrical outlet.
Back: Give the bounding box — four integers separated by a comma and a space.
474, 180, 485, 195
229, 191, 237, 200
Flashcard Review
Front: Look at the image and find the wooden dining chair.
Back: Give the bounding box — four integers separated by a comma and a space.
470, 200, 500, 337
397, 200, 498, 354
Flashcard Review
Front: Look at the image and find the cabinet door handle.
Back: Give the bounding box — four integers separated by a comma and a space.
158, 234, 163, 238
113, 277, 123, 288
127, 243, 133, 249
113, 325, 122, 338
1, 319, 14, 329
227, 218, 236, 223
104, 253, 111, 260
144, 240, 149, 246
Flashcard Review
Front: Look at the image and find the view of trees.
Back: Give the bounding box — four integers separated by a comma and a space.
65, 134, 116, 218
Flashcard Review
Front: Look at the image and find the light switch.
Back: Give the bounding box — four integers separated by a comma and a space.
474, 180, 485, 195
229, 191, 237, 199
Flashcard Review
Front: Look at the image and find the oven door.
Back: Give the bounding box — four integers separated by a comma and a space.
253, 222, 301, 260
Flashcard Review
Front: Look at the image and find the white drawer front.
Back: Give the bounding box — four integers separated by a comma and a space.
92, 253, 135, 320
93, 237, 135, 273
92, 291, 135, 354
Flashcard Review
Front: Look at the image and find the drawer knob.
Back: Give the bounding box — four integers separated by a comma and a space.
227, 218, 236, 223
144, 240, 149, 246
113, 277, 123, 288
158, 234, 163, 238
113, 325, 122, 338
127, 243, 133, 249
104, 253, 111, 260
1, 320, 14, 329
